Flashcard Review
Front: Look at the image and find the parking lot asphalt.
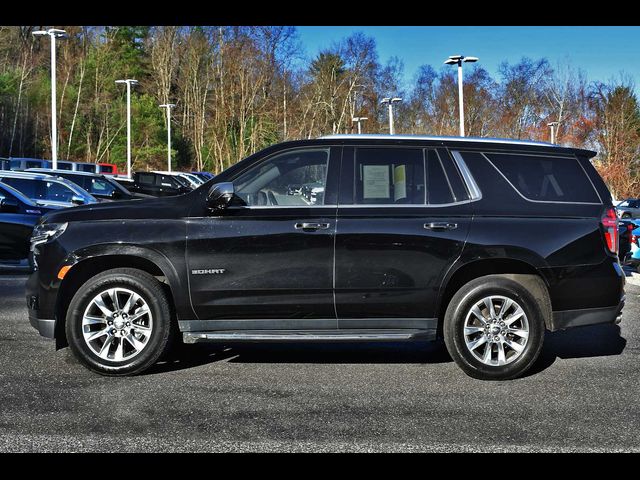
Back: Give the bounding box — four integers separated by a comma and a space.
0, 273, 639, 453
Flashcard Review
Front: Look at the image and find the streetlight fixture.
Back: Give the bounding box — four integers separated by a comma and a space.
32, 28, 67, 170
115, 79, 139, 179
380, 97, 402, 134
444, 54, 478, 137
352, 116, 368, 134
159, 103, 176, 172
547, 121, 559, 144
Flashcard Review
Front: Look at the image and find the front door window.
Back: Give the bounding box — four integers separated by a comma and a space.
234, 149, 330, 207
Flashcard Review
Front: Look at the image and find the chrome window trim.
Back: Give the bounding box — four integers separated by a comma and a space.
225, 205, 339, 210
450, 150, 482, 201
480, 152, 603, 206
337, 199, 479, 208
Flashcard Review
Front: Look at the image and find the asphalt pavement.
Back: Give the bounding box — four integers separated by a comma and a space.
1, 273, 639, 452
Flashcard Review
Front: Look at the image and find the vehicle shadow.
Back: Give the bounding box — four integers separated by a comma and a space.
148, 323, 627, 376
147, 340, 453, 375
525, 323, 627, 377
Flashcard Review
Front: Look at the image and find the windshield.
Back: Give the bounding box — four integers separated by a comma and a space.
0, 177, 89, 204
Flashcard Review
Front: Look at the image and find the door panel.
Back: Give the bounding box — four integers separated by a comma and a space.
334, 146, 473, 327
186, 146, 340, 329
334, 207, 471, 322
187, 207, 336, 323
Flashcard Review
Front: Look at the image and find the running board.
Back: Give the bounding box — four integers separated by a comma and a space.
183, 329, 435, 344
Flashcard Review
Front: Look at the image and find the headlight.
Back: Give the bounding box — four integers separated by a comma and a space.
30, 222, 68, 251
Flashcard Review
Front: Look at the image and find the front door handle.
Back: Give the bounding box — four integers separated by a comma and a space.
424, 222, 458, 231
295, 222, 330, 231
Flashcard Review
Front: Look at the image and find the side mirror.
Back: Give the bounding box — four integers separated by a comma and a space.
207, 182, 235, 210
71, 195, 85, 206
0, 197, 19, 213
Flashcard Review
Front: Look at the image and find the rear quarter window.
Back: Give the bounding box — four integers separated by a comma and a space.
484, 153, 601, 204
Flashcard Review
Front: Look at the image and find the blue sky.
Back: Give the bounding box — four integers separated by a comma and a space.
295, 26, 640, 90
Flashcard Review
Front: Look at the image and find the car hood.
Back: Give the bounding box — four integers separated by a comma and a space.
41, 192, 196, 224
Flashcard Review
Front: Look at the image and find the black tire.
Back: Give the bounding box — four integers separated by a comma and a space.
65, 268, 175, 376
622, 213, 632, 219
443, 275, 546, 380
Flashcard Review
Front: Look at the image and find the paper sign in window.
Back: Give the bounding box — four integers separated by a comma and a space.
363, 165, 390, 199
394, 164, 407, 201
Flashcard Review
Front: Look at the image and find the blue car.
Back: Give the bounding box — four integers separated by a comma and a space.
622, 220, 640, 272
626, 227, 640, 271
0, 182, 64, 271
191, 171, 215, 181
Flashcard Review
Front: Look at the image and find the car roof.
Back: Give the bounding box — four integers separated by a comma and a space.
0, 170, 56, 180
26, 168, 106, 178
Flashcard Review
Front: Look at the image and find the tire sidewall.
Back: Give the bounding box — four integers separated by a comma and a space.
65, 270, 172, 375
444, 277, 545, 380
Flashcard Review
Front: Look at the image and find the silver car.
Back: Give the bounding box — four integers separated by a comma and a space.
616, 198, 640, 219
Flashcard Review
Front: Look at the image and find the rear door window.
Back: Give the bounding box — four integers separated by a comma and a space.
354, 147, 425, 205
485, 153, 601, 204
137, 173, 155, 185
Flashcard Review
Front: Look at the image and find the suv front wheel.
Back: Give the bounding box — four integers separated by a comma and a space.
443, 275, 546, 380
65, 268, 174, 376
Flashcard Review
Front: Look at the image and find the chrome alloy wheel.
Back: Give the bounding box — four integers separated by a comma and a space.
463, 295, 529, 367
81, 288, 153, 362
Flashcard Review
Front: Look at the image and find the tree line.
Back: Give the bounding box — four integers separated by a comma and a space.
0, 26, 638, 198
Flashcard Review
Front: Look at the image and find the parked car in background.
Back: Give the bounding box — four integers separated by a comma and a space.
191, 171, 215, 181
125, 171, 193, 197
619, 219, 638, 263
0, 171, 98, 208
624, 222, 640, 273
0, 182, 64, 271
153, 171, 203, 189
27, 134, 624, 380
26, 169, 152, 202
8, 158, 51, 170
615, 198, 640, 219
97, 163, 118, 175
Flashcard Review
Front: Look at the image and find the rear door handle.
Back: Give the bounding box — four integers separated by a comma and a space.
295, 222, 330, 231
424, 222, 458, 231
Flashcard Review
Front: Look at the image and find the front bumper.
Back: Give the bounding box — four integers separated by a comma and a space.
549, 295, 625, 331
26, 269, 60, 340
28, 310, 56, 338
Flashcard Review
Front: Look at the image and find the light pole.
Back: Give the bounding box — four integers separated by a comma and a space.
380, 97, 402, 134
547, 121, 559, 144
32, 28, 67, 170
352, 116, 368, 134
444, 55, 478, 137
115, 79, 139, 179
159, 103, 176, 172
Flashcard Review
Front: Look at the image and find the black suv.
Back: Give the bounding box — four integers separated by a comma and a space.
125, 171, 193, 197
26, 169, 151, 201
26, 135, 625, 380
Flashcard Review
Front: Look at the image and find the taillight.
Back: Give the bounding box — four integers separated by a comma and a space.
602, 208, 619, 254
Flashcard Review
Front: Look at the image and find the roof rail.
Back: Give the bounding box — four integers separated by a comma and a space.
318, 134, 556, 147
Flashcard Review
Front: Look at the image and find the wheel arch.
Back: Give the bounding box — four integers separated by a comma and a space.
436, 258, 552, 336
54, 248, 183, 349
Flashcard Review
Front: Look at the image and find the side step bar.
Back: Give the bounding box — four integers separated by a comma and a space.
183, 329, 435, 344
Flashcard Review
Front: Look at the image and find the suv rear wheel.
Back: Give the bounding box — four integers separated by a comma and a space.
65, 268, 174, 376
443, 275, 546, 380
